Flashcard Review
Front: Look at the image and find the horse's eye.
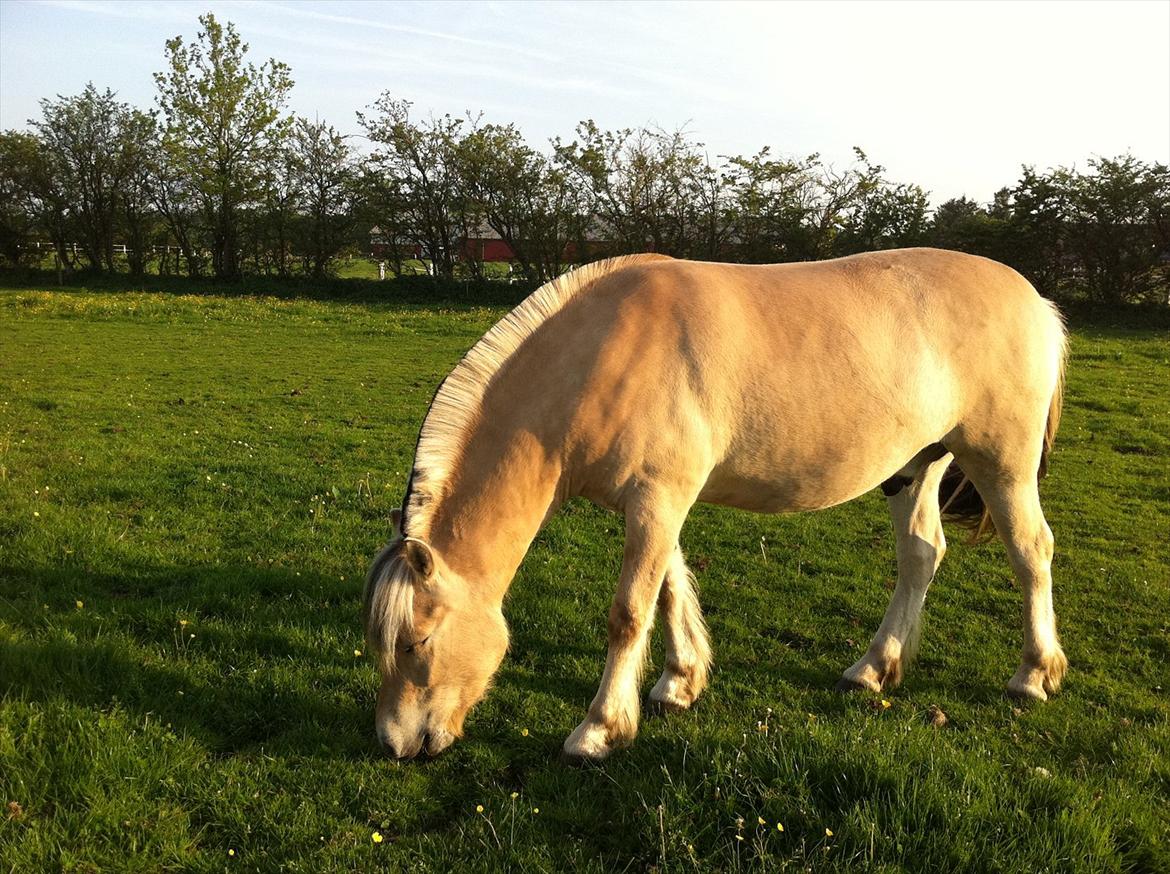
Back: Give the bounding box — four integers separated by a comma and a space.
404, 635, 431, 654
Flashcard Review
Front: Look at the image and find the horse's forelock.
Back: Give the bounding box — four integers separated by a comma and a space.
363, 542, 417, 672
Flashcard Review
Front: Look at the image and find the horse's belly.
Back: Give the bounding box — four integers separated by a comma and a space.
698, 463, 875, 514
698, 418, 934, 514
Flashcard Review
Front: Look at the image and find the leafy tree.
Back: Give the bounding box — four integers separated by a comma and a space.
836, 150, 930, 254
1064, 155, 1170, 303
115, 110, 159, 277
358, 97, 471, 280
30, 84, 154, 272
0, 130, 75, 270
455, 122, 587, 281
286, 119, 358, 279
553, 122, 724, 258
146, 145, 206, 277
1006, 166, 1074, 295
154, 13, 293, 280
0, 132, 47, 266
929, 196, 1013, 263
724, 149, 827, 261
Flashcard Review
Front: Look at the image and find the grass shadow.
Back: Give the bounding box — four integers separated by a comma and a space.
1, 563, 378, 760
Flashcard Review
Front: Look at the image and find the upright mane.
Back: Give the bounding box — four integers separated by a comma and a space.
400, 254, 673, 537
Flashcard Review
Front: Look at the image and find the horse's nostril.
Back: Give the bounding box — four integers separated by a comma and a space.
382, 738, 400, 759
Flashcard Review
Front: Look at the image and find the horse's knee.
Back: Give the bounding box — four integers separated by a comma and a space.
656, 579, 675, 612
607, 602, 640, 649
1035, 523, 1054, 565
1006, 519, 1054, 571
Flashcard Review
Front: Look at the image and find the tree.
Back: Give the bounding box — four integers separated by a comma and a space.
454, 122, 587, 281
553, 122, 722, 257
146, 145, 206, 277
836, 151, 930, 255
1064, 155, 1170, 304
115, 110, 159, 277
0, 130, 75, 271
724, 149, 825, 262
30, 85, 155, 272
358, 97, 471, 280
154, 13, 293, 280
286, 118, 358, 279
1007, 165, 1074, 296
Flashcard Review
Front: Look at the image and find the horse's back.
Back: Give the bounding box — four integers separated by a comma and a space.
568, 249, 1061, 513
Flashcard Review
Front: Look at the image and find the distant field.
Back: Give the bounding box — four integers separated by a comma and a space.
1, 288, 1167, 872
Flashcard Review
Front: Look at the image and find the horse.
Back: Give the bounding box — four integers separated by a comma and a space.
362, 248, 1068, 762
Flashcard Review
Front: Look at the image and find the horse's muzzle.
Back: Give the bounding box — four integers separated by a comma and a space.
382, 731, 454, 760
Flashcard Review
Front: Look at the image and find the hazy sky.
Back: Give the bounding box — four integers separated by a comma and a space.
1, 0, 1167, 204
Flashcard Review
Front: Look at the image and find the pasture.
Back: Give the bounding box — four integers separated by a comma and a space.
1, 286, 1167, 872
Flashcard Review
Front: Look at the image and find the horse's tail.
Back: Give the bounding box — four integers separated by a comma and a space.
940, 300, 1067, 543
938, 462, 995, 542
1039, 311, 1067, 478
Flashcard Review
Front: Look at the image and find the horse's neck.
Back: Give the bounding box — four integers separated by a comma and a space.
421, 427, 561, 600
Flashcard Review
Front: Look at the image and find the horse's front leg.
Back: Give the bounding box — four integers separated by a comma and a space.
563, 497, 690, 762
839, 456, 950, 692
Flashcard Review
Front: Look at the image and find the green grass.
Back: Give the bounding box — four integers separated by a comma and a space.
1, 287, 1167, 873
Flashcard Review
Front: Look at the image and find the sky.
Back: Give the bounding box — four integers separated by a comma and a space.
1, 0, 1167, 205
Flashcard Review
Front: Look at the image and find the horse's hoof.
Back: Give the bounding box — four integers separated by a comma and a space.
835, 677, 872, 694
558, 748, 607, 767
1006, 677, 1048, 702
561, 721, 616, 763
1008, 651, 1067, 702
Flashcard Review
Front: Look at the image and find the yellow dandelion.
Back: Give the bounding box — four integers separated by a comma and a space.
880, 699, 892, 710
520, 728, 529, 737
735, 835, 744, 841
354, 649, 362, 657
33, 511, 40, 518
475, 804, 484, 814
758, 816, 766, 825
75, 600, 84, 610
510, 791, 518, 799
532, 807, 540, 814
825, 827, 834, 837
371, 831, 384, 843
228, 848, 235, 857
179, 619, 188, 627
777, 822, 785, 832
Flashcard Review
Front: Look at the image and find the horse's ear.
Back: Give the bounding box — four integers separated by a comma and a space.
390, 508, 403, 537
402, 539, 435, 580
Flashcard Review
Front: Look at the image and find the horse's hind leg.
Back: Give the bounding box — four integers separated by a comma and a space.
970, 468, 1067, 700
839, 455, 951, 692
648, 545, 712, 714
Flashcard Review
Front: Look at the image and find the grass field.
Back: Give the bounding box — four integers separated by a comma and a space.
1, 286, 1167, 872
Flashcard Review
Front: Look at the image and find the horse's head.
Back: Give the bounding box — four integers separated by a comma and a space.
362, 510, 508, 759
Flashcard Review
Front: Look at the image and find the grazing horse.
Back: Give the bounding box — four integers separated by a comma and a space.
363, 248, 1067, 762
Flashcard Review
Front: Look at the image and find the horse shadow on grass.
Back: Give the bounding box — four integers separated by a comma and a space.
1, 562, 382, 761
2, 560, 666, 766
